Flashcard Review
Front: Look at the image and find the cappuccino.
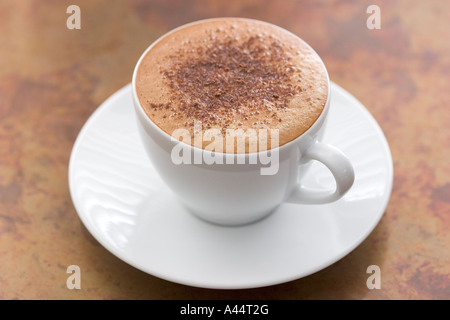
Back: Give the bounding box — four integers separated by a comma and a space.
135, 18, 328, 153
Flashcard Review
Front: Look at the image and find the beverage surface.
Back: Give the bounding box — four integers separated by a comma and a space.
135, 18, 328, 152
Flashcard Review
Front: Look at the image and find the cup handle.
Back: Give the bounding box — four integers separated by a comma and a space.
287, 141, 355, 204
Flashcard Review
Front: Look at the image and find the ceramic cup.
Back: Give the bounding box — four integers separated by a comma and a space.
132, 18, 355, 226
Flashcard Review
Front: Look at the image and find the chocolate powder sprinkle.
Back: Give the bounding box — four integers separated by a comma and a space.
158, 35, 297, 127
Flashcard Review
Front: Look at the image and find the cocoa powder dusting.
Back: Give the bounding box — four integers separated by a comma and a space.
152, 35, 297, 127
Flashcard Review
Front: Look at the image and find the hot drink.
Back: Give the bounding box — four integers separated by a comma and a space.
135, 18, 328, 152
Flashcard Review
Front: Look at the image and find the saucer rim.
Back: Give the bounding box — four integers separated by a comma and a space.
68, 82, 393, 289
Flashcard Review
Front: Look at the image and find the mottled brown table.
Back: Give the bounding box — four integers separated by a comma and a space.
0, 0, 448, 300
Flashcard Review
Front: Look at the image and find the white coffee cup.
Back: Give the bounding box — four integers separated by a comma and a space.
132, 19, 354, 226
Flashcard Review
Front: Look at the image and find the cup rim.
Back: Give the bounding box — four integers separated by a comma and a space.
132, 17, 331, 157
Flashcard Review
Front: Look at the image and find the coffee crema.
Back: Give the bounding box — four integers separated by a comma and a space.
136, 18, 328, 153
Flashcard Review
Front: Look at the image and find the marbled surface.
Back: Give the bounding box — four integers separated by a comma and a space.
0, 0, 448, 299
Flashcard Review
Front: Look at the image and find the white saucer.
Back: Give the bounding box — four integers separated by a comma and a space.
69, 82, 393, 289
